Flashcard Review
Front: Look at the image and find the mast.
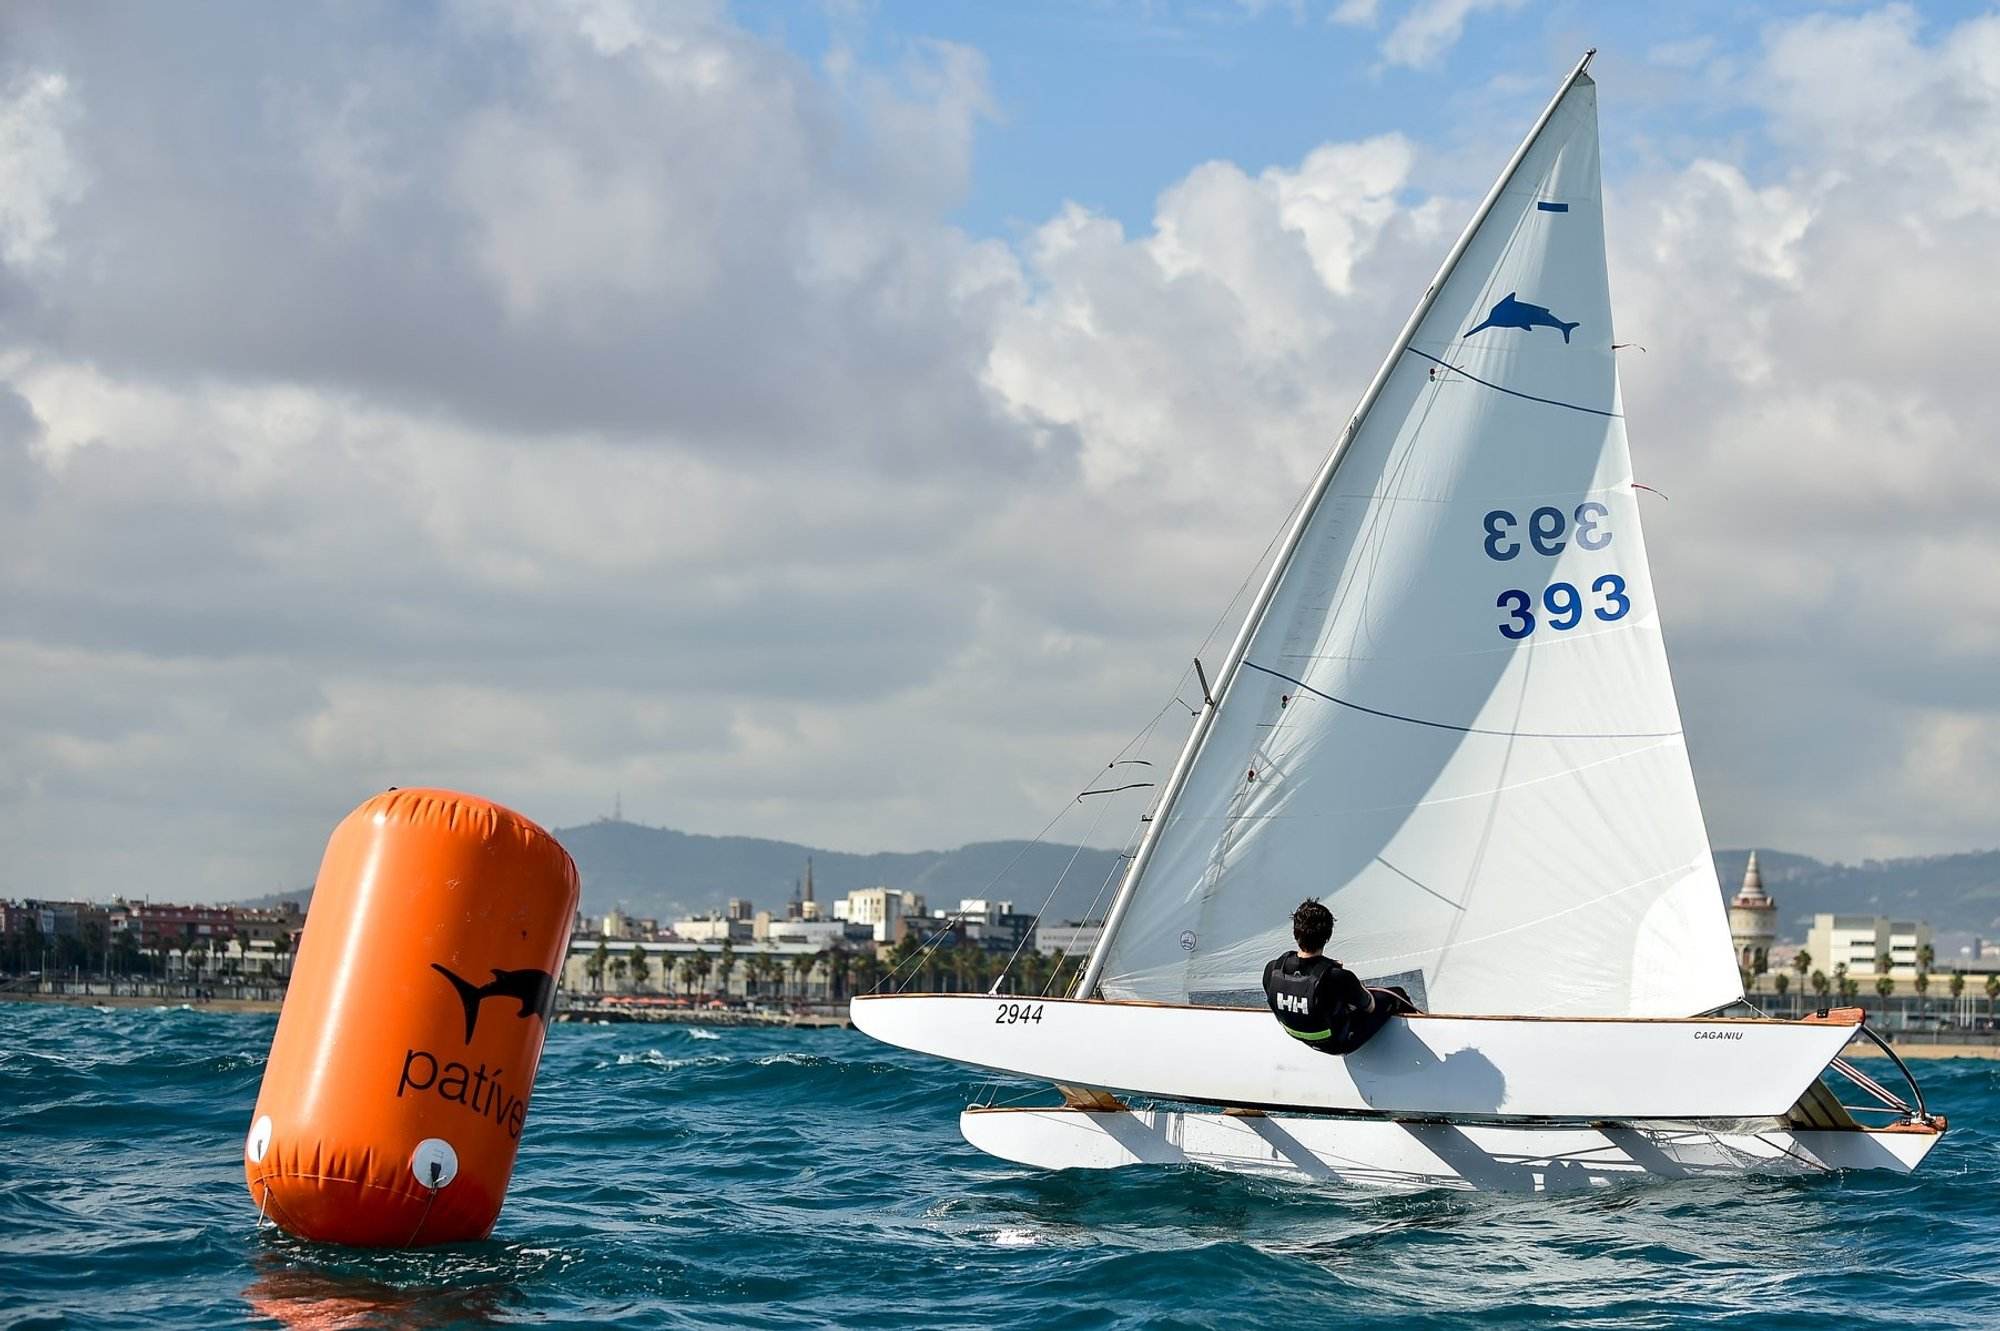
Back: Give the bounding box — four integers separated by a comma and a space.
1076, 49, 1599, 999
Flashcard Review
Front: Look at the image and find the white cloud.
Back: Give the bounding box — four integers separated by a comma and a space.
0, 70, 84, 270
1604, 6, 2000, 857
1380, 0, 1529, 70
1, 2, 1997, 905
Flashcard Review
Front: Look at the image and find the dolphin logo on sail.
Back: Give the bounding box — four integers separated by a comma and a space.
1464, 292, 1579, 344
431, 963, 558, 1043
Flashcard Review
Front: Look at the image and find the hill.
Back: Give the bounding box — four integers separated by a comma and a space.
236, 821, 2000, 939
554, 818, 1128, 921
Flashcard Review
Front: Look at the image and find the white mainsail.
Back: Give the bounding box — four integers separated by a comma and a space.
1094, 69, 1741, 1018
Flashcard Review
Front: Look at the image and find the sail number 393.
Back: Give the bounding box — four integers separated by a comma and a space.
994, 1002, 1045, 1025
1483, 503, 1629, 639
1483, 502, 1610, 560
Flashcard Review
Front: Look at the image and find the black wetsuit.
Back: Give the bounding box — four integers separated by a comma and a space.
1261, 952, 1411, 1055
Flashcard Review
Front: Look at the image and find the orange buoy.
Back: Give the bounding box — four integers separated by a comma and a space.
244, 788, 578, 1246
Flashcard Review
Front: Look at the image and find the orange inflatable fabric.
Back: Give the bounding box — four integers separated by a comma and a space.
244, 788, 578, 1246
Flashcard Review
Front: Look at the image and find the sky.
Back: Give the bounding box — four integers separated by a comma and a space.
2, 1, 1996, 902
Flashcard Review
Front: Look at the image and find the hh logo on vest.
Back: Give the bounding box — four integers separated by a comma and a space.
1276, 992, 1310, 1015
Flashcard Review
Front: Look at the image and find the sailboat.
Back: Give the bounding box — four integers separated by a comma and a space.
852, 52, 1944, 1191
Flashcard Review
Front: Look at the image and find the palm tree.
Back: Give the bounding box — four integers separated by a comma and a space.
629, 950, 651, 992
716, 942, 738, 1001
678, 956, 701, 996
1874, 970, 1895, 1002
113, 931, 142, 984
1052, 952, 1084, 997
791, 951, 817, 1002
1773, 971, 1790, 1007
1986, 973, 1999, 1022
887, 935, 920, 991
754, 950, 779, 1001
1810, 969, 1830, 1005
586, 941, 609, 993
1913, 968, 1931, 1018
1949, 970, 1966, 1019
824, 948, 852, 1001
1792, 949, 1812, 987
608, 956, 628, 991
851, 950, 884, 996
1017, 950, 1048, 997
951, 946, 990, 995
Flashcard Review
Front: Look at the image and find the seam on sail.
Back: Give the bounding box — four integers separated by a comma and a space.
1338, 858, 1707, 976
1240, 660, 1682, 739
1405, 348, 1622, 418
1171, 737, 1683, 822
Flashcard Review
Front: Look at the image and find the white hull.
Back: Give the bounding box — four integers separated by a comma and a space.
962, 1106, 1944, 1192
852, 994, 1857, 1120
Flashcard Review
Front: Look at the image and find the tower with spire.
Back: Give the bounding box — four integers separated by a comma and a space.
1728, 850, 1778, 979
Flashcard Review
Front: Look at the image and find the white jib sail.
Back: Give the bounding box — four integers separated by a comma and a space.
1098, 72, 1742, 1018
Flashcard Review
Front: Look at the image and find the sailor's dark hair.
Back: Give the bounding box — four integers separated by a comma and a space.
1291, 899, 1334, 953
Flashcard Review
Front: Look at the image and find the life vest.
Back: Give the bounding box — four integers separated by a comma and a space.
1263, 953, 1361, 1047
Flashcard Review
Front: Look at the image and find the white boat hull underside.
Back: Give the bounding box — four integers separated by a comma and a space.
850, 994, 1859, 1120
962, 1106, 1944, 1192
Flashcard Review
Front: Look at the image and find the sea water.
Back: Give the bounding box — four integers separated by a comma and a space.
2, 1002, 1995, 1329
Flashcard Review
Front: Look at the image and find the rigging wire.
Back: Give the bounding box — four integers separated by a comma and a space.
986, 776, 1120, 994
1047, 825, 1144, 998
880, 447, 1326, 1005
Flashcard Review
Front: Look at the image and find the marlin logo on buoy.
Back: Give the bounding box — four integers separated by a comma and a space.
430, 963, 559, 1043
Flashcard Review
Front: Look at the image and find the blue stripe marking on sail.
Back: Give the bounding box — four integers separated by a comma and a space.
1406, 348, 1621, 419
1240, 661, 1683, 739
1537, 201, 1569, 212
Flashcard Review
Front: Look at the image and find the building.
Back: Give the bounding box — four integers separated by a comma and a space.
763, 918, 869, 949
956, 899, 1015, 923
673, 916, 752, 944
598, 910, 661, 941
725, 898, 754, 922
955, 899, 1036, 953
835, 887, 927, 942
1805, 914, 1933, 978
562, 929, 870, 1000
1035, 921, 1104, 959
107, 900, 241, 952
1727, 851, 1777, 975
785, 857, 818, 921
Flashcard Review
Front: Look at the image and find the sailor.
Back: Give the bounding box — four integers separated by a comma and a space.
1262, 900, 1415, 1055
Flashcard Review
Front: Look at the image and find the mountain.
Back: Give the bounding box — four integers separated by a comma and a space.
568, 831, 2000, 936
556, 819, 1126, 922
237, 822, 2000, 940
